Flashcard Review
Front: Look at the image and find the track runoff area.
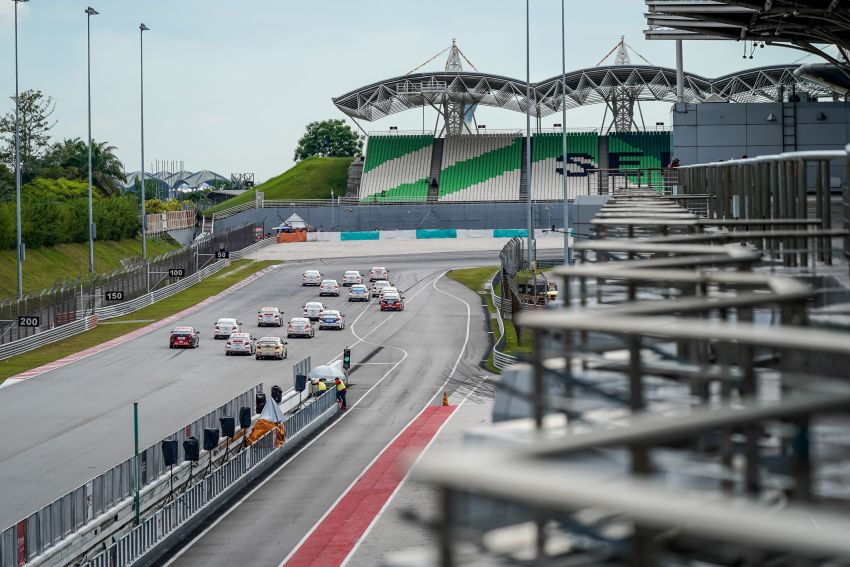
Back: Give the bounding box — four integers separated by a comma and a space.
0, 251, 493, 565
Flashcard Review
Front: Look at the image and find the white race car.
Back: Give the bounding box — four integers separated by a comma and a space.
348, 284, 369, 302
257, 306, 283, 327
225, 332, 256, 355
371, 280, 392, 298
302, 270, 323, 286
369, 266, 389, 282
342, 271, 363, 286
318, 310, 345, 330
287, 317, 315, 338
319, 279, 341, 297
214, 318, 241, 339
303, 301, 325, 321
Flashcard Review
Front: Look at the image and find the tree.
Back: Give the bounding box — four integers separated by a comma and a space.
40, 137, 127, 196
0, 163, 13, 202
0, 90, 56, 182
293, 119, 363, 162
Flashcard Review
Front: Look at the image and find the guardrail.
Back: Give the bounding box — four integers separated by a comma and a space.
78, 390, 337, 567
489, 271, 517, 371
1, 386, 261, 567
228, 236, 274, 260
0, 315, 98, 361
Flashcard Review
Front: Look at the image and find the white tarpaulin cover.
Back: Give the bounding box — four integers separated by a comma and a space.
284, 213, 308, 229
258, 396, 286, 422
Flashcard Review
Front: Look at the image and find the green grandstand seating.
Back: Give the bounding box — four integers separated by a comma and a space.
531, 132, 599, 199
608, 131, 671, 188
359, 134, 434, 202
438, 136, 522, 201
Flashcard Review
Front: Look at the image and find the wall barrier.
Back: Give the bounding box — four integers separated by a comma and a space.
291, 229, 565, 243
340, 231, 380, 241
0, 386, 262, 567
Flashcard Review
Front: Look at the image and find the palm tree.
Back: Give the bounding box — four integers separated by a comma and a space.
41, 138, 126, 196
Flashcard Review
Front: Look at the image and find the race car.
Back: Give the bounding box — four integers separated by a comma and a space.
214, 318, 241, 339
348, 284, 369, 302
287, 317, 315, 338
319, 279, 341, 297
303, 301, 325, 321
379, 286, 399, 300
302, 270, 323, 286
342, 271, 363, 286
225, 333, 256, 355
255, 336, 288, 360
170, 326, 200, 348
380, 294, 405, 312
257, 306, 283, 327
371, 280, 392, 298
369, 266, 389, 282
318, 310, 345, 330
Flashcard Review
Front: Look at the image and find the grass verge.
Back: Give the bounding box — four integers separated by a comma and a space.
0, 259, 279, 384
447, 266, 533, 374
0, 237, 179, 298
203, 156, 353, 216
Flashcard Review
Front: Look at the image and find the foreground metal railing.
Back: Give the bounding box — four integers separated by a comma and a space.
404, 177, 850, 566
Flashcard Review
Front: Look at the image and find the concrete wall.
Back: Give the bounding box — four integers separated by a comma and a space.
671, 101, 850, 187
212, 201, 601, 235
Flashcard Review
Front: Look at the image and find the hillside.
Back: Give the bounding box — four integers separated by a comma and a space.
0, 237, 179, 297
203, 156, 354, 216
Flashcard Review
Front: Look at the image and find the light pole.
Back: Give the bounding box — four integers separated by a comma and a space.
14, 0, 29, 299
524, 0, 535, 269
85, 6, 98, 275
560, 0, 570, 265
139, 23, 149, 258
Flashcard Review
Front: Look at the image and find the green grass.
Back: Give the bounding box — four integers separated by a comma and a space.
0, 259, 279, 384
447, 265, 534, 373
0, 237, 179, 298
204, 156, 354, 216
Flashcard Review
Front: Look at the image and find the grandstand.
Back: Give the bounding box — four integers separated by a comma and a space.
359, 134, 433, 202
608, 131, 671, 188
531, 131, 599, 200
438, 134, 522, 201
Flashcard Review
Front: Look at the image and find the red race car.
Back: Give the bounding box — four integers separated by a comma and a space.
169, 326, 200, 348
380, 294, 404, 311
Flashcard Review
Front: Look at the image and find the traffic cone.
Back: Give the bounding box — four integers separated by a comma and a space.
442, 391, 449, 406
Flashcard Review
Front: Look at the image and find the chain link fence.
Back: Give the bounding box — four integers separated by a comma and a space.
0, 224, 260, 347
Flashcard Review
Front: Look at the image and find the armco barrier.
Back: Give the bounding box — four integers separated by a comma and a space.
489, 271, 518, 371
77, 390, 337, 567
228, 236, 274, 260
0, 315, 98, 362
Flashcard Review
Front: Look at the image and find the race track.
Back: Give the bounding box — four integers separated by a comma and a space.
0, 251, 493, 544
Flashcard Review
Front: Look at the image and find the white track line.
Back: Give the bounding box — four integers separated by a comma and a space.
280, 271, 474, 567
340, 379, 484, 567
162, 274, 441, 567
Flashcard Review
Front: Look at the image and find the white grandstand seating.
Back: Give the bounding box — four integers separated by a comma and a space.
438, 134, 522, 202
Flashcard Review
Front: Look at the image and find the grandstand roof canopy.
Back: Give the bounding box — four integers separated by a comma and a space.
333, 65, 836, 122
122, 169, 227, 191
644, 0, 850, 62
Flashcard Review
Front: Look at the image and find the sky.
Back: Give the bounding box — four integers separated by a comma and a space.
0, 0, 818, 183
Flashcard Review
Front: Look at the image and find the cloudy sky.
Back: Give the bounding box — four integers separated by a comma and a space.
0, 0, 812, 182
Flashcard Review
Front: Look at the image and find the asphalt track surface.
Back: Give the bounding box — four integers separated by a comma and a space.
0, 251, 493, 544
154, 253, 491, 567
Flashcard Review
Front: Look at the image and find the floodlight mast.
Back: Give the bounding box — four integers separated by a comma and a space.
86, 6, 99, 275
14, 0, 29, 298
140, 23, 149, 258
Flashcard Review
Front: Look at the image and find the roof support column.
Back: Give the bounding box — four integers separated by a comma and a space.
676, 40, 684, 103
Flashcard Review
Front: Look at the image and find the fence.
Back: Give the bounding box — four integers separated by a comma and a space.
145, 208, 195, 235
0, 385, 261, 567
0, 224, 260, 350
489, 271, 517, 371
77, 390, 336, 567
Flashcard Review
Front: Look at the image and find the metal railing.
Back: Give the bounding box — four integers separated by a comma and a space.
410, 185, 850, 565
489, 271, 517, 371
1, 386, 261, 567
77, 390, 336, 567
0, 224, 261, 354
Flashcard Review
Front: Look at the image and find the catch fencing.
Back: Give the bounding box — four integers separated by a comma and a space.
0, 224, 261, 352
77, 390, 337, 567
0, 386, 261, 567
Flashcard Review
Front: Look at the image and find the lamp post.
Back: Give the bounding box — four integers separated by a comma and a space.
85, 6, 98, 275
524, 0, 535, 269
560, 0, 570, 265
139, 23, 149, 258
14, 0, 29, 299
